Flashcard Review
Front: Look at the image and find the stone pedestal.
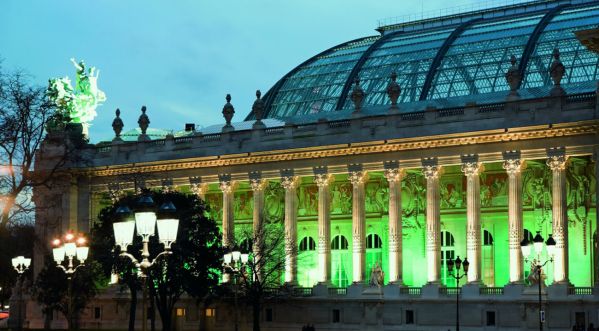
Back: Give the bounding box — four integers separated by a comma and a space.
421, 283, 440, 299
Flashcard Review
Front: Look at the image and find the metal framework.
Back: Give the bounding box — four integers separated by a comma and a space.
254, 0, 599, 120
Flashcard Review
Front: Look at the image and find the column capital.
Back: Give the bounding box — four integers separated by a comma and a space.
249, 171, 267, 191
218, 174, 235, 193
547, 147, 568, 171
161, 178, 174, 192
502, 151, 524, 176
461, 154, 483, 177
348, 168, 368, 186
422, 157, 442, 180
281, 175, 299, 190
314, 173, 334, 188
384, 167, 405, 183
189, 176, 207, 195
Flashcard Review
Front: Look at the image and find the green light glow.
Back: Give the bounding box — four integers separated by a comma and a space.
47, 58, 106, 126
194, 157, 597, 287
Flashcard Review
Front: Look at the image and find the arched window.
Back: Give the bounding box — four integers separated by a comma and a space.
441, 231, 456, 287
299, 237, 316, 251
483, 230, 494, 246
331, 235, 349, 250
366, 234, 383, 249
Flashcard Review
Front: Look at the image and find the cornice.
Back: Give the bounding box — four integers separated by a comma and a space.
82, 121, 599, 178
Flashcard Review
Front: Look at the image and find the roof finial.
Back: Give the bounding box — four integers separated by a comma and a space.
350, 77, 365, 114
252, 89, 266, 130
550, 48, 566, 97
505, 55, 521, 101
386, 71, 401, 112
137, 106, 151, 141
222, 94, 235, 133
112, 108, 124, 142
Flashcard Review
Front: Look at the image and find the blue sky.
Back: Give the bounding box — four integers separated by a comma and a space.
1, 0, 508, 142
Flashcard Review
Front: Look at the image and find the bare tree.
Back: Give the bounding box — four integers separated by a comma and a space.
0, 68, 74, 230
232, 223, 292, 331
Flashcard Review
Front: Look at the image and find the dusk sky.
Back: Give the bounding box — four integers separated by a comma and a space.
0, 0, 524, 142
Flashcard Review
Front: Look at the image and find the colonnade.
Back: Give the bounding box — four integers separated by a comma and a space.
215, 148, 572, 286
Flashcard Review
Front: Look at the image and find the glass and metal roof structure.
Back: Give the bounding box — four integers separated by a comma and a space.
249, 0, 599, 121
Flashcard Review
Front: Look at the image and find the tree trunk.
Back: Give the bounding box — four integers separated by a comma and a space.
159, 308, 172, 331
43, 308, 51, 331
150, 294, 156, 331
252, 302, 260, 331
128, 286, 137, 331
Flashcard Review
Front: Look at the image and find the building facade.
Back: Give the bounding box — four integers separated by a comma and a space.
25, 0, 599, 330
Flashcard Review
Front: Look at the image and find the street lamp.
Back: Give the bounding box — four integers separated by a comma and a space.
11, 256, 31, 331
112, 195, 180, 331
521, 231, 555, 331
222, 250, 249, 331
445, 255, 469, 331
52, 232, 89, 331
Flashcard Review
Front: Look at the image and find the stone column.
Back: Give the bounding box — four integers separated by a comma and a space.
314, 167, 333, 284
219, 174, 235, 283
189, 176, 208, 201
250, 172, 267, 273
422, 158, 441, 283
547, 148, 569, 284
281, 170, 299, 285
384, 161, 404, 284
462, 154, 483, 284
503, 151, 524, 283
349, 164, 367, 283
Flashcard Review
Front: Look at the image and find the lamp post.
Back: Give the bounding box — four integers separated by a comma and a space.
11, 256, 31, 331
222, 250, 249, 331
445, 255, 469, 331
112, 195, 180, 331
52, 232, 89, 331
520, 231, 555, 331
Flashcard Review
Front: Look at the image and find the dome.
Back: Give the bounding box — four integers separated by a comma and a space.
249, 0, 599, 121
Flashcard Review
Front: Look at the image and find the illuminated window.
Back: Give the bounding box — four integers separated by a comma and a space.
366, 234, 383, 249
176, 308, 186, 317
441, 231, 456, 287
205, 308, 216, 318
483, 230, 494, 246
331, 235, 349, 287
299, 237, 316, 251
331, 235, 349, 250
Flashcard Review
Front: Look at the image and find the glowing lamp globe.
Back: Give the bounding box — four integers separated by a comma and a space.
23, 257, 31, 268
533, 231, 544, 255
241, 253, 249, 264
135, 212, 157, 237
113, 221, 135, 249
11, 256, 23, 268
224, 253, 232, 265
64, 242, 77, 258
157, 218, 179, 248
232, 251, 241, 262
53, 247, 66, 263
76, 246, 89, 262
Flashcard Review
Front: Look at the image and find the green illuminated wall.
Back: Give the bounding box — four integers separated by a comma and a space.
194, 157, 597, 288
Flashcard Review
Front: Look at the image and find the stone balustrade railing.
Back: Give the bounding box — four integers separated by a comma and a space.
86, 90, 598, 169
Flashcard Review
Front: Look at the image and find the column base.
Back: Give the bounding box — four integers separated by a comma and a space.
421, 283, 441, 298
313, 282, 330, 297
387, 279, 404, 286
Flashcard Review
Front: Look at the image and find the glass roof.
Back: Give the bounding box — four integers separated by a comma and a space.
254, 2, 599, 120
426, 13, 543, 100
267, 36, 378, 118
522, 4, 599, 89
340, 27, 453, 109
